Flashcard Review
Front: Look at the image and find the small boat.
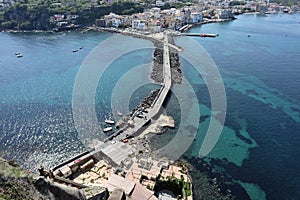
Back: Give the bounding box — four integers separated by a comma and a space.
200, 33, 218, 38
103, 127, 113, 132
248, 34, 251, 37
105, 119, 115, 124
142, 109, 148, 113
72, 49, 78, 53
79, 47, 83, 50
16, 53, 23, 58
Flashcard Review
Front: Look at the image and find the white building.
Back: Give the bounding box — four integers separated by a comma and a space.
132, 20, 147, 30
112, 18, 122, 27
215, 9, 233, 19
104, 13, 124, 28
191, 12, 202, 23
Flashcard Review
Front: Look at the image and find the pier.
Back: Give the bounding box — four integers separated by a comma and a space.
180, 33, 219, 37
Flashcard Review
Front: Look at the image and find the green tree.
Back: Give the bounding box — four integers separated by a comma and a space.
1, 20, 17, 29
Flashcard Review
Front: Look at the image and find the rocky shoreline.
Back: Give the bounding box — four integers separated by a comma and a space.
168, 36, 183, 84
185, 157, 250, 200
130, 89, 160, 116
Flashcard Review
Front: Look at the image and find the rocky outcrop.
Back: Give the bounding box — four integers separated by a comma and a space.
139, 114, 175, 137
34, 178, 86, 200
0, 158, 108, 200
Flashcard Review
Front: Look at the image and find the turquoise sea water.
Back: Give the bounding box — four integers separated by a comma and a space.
0, 31, 155, 168
0, 14, 299, 199
0, 31, 111, 168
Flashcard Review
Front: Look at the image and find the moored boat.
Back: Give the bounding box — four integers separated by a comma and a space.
103, 127, 113, 132
105, 119, 115, 124
200, 33, 218, 37
16, 53, 23, 58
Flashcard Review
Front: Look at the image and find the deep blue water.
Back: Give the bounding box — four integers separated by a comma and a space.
183, 14, 300, 200
0, 14, 299, 200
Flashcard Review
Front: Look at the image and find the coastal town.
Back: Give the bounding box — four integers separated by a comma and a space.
94, 1, 299, 33
0, 0, 299, 31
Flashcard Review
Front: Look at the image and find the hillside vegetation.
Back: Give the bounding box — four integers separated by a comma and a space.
0, 0, 145, 30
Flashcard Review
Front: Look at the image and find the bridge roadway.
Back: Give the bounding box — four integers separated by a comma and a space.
88, 34, 172, 166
